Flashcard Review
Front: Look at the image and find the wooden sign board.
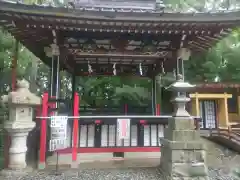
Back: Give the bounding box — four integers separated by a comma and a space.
49, 116, 68, 151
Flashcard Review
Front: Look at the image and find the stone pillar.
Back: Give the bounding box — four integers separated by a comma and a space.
1, 79, 40, 170
160, 75, 209, 180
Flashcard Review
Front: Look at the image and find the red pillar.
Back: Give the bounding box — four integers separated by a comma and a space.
72, 92, 79, 168
38, 92, 48, 169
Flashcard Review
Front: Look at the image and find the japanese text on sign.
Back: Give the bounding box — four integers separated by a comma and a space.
49, 116, 68, 151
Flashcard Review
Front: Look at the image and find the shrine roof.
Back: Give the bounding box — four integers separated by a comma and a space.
72, 0, 160, 12
1, 0, 240, 22
0, 0, 240, 76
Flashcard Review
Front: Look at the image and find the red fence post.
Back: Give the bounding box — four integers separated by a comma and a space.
156, 104, 160, 115
72, 92, 79, 168
124, 104, 128, 115
38, 92, 48, 169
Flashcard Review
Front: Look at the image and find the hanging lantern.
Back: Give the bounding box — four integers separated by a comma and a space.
44, 46, 52, 57
177, 48, 191, 61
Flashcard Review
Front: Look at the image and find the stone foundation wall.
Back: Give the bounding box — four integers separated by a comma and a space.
160, 117, 209, 180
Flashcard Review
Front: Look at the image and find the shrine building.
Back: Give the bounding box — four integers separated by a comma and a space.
0, 0, 240, 169
190, 83, 240, 129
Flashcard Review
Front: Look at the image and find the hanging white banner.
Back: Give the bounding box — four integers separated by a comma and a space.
117, 119, 130, 140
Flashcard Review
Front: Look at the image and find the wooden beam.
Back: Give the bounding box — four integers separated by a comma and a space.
62, 31, 181, 40
10, 23, 53, 42
3, 16, 225, 36
66, 45, 176, 52
74, 53, 161, 59
189, 93, 232, 99
190, 41, 208, 51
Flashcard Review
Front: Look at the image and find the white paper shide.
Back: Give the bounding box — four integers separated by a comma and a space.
117, 119, 130, 140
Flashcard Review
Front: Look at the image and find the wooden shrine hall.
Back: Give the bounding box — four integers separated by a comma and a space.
1, 0, 240, 169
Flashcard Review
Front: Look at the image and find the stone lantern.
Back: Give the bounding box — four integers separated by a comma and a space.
167, 74, 195, 117
1, 79, 41, 170
160, 75, 209, 180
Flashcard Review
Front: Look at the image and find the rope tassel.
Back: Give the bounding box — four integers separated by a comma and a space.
88, 61, 93, 74
113, 63, 116, 75
161, 62, 165, 74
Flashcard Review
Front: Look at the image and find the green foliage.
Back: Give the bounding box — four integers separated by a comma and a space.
75, 76, 152, 106
185, 51, 221, 82
185, 27, 240, 83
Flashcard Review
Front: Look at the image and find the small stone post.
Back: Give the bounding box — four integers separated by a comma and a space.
160, 75, 209, 180
1, 79, 40, 170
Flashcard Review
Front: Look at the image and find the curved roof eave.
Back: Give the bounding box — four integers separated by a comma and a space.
0, 1, 240, 23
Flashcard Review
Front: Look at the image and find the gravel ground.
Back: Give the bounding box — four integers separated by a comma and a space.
2, 139, 240, 180
1, 167, 239, 180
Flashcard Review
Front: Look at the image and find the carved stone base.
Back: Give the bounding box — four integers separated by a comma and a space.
4, 128, 34, 169
160, 117, 209, 179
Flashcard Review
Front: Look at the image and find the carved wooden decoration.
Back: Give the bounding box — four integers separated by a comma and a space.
64, 38, 172, 57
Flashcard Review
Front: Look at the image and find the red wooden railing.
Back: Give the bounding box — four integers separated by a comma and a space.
210, 125, 240, 141
207, 123, 240, 153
